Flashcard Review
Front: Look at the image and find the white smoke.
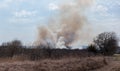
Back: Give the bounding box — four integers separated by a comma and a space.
35, 0, 94, 48
56, 37, 67, 49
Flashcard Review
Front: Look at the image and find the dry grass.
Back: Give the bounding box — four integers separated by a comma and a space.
113, 54, 120, 61
0, 56, 120, 71
112, 66, 120, 71
0, 55, 29, 63
94, 60, 120, 71
0, 57, 107, 71
34, 57, 107, 71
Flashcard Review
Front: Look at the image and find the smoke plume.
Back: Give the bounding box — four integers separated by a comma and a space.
35, 0, 94, 48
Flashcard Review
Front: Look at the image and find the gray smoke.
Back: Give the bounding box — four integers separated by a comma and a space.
35, 0, 94, 48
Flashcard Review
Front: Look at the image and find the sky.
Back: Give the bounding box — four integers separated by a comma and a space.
0, 0, 120, 45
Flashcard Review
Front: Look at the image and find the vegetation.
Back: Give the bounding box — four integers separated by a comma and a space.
87, 44, 97, 53
0, 57, 107, 71
0, 32, 119, 71
0, 32, 119, 58
93, 32, 119, 55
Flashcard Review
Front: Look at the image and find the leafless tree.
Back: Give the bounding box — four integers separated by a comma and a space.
94, 32, 118, 55
1, 40, 22, 57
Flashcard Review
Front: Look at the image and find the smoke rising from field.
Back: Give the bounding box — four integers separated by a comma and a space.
35, 0, 94, 48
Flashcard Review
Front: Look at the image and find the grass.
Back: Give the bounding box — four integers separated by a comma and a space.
0, 57, 107, 71
113, 54, 120, 61
0, 55, 120, 71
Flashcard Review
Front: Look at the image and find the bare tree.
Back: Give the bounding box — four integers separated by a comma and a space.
1, 40, 22, 57
94, 32, 118, 55
11, 40, 22, 47
1, 40, 22, 47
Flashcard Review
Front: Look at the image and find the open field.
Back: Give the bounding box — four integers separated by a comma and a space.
94, 55, 120, 71
0, 48, 119, 71
0, 56, 119, 71
0, 57, 106, 71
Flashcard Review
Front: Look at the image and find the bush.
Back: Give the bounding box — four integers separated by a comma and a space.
87, 44, 97, 53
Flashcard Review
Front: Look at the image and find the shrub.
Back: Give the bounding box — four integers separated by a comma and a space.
87, 44, 97, 53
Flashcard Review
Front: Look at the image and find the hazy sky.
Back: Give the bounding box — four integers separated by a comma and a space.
0, 0, 120, 45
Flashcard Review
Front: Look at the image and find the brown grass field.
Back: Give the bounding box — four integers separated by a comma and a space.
0, 56, 119, 71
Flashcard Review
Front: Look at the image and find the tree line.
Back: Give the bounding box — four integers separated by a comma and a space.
0, 32, 119, 60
